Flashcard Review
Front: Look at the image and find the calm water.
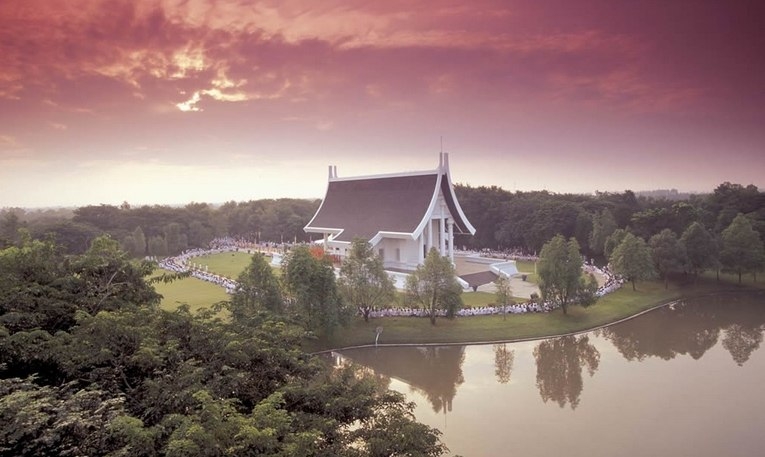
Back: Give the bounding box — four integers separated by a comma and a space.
338, 291, 765, 457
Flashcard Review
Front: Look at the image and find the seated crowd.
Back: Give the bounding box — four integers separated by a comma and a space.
157, 239, 625, 318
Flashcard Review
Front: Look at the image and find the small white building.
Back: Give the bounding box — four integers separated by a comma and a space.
304, 153, 476, 271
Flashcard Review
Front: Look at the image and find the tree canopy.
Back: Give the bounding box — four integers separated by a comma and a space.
338, 239, 396, 322
0, 238, 448, 457
405, 248, 463, 325
720, 214, 765, 283
610, 233, 656, 291
649, 229, 687, 288
231, 252, 283, 320
537, 235, 588, 315
281, 245, 350, 336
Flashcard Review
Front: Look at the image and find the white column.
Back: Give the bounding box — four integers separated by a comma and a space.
448, 219, 454, 263
418, 232, 424, 263
439, 216, 446, 256
426, 219, 433, 253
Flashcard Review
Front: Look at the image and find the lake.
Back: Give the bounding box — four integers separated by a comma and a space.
337, 291, 765, 457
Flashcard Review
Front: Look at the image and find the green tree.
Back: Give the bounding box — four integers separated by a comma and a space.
610, 233, 656, 291
603, 228, 628, 259
0, 211, 22, 247
0, 378, 127, 457
649, 229, 687, 288
70, 235, 160, 315
589, 208, 617, 257
680, 221, 719, 280
131, 226, 147, 257
231, 252, 283, 319
720, 213, 765, 283
1, 239, 448, 456
493, 274, 513, 319
282, 246, 349, 336
0, 236, 73, 334
405, 248, 463, 325
148, 235, 168, 257
163, 222, 186, 255
338, 239, 396, 322
537, 235, 586, 315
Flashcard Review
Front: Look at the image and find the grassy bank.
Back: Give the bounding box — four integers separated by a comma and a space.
155, 251, 762, 351
306, 276, 760, 352
154, 276, 230, 313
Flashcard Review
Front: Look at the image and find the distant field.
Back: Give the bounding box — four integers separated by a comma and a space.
154, 276, 230, 313
158, 250, 527, 311
193, 251, 254, 279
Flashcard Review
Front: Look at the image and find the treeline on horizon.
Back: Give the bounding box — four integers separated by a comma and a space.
1, 182, 763, 260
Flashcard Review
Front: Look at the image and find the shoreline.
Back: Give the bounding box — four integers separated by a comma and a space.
310, 287, 764, 354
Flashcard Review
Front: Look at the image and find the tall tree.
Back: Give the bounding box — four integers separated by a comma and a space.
720, 214, 765, 283
231, 252, 283, 320
537, 235, 585, 315
0, 211, 22, 247
282, 245, 349, 336
649, 229, 687, 288
603, 228, 629, 259
405, 248, 463, 325
610, 233, 656, 291
338, 239, 396, 322
131, 226, 146, 257
680, 221, 719, 280
163, 222, 186, 255
589, 208, 617, 257
70, 235, 160, 315
494, 274, 513, 319
148, 235, 168, 257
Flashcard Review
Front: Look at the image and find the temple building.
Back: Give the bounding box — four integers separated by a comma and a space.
304, 153, 475, 271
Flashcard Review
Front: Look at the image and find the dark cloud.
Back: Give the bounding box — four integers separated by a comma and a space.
0, 0, 763, 206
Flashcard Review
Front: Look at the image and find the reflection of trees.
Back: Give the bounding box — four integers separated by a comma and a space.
601, 292, 765, 366
493, 344, 514, 384
533, 335, 600, 409
600, 305, 720, 361
722, 324, 764, 366
340, 346, 465, 413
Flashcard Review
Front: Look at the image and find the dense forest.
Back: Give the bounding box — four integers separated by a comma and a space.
0, 236, 447, 456
2, 182, 763, 261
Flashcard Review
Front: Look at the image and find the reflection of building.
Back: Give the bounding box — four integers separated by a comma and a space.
304, 153, 475, 271
340, 346, 466, 414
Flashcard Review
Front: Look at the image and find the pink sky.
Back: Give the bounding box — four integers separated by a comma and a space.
1, 0, 764, 207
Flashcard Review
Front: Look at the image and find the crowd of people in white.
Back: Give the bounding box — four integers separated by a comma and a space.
156, 238, 625, 318
156, 244, 241, 294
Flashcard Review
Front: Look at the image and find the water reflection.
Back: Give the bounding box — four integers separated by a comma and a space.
339, 292, 765, 457
341, 346, 465, 413
493, 344, 514, 384
600, 292, 765, 366
533, 335, 600, 409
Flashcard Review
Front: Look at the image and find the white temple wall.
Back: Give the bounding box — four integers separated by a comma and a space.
376, 237, 420, 270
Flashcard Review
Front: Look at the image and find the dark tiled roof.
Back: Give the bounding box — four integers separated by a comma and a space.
459, 271, 499, 288
306, 173, 438, 242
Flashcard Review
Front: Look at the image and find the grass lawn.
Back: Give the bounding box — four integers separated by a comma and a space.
192, 251, 254, 279
155, 276, 230, 314
155, 251, 763, 352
